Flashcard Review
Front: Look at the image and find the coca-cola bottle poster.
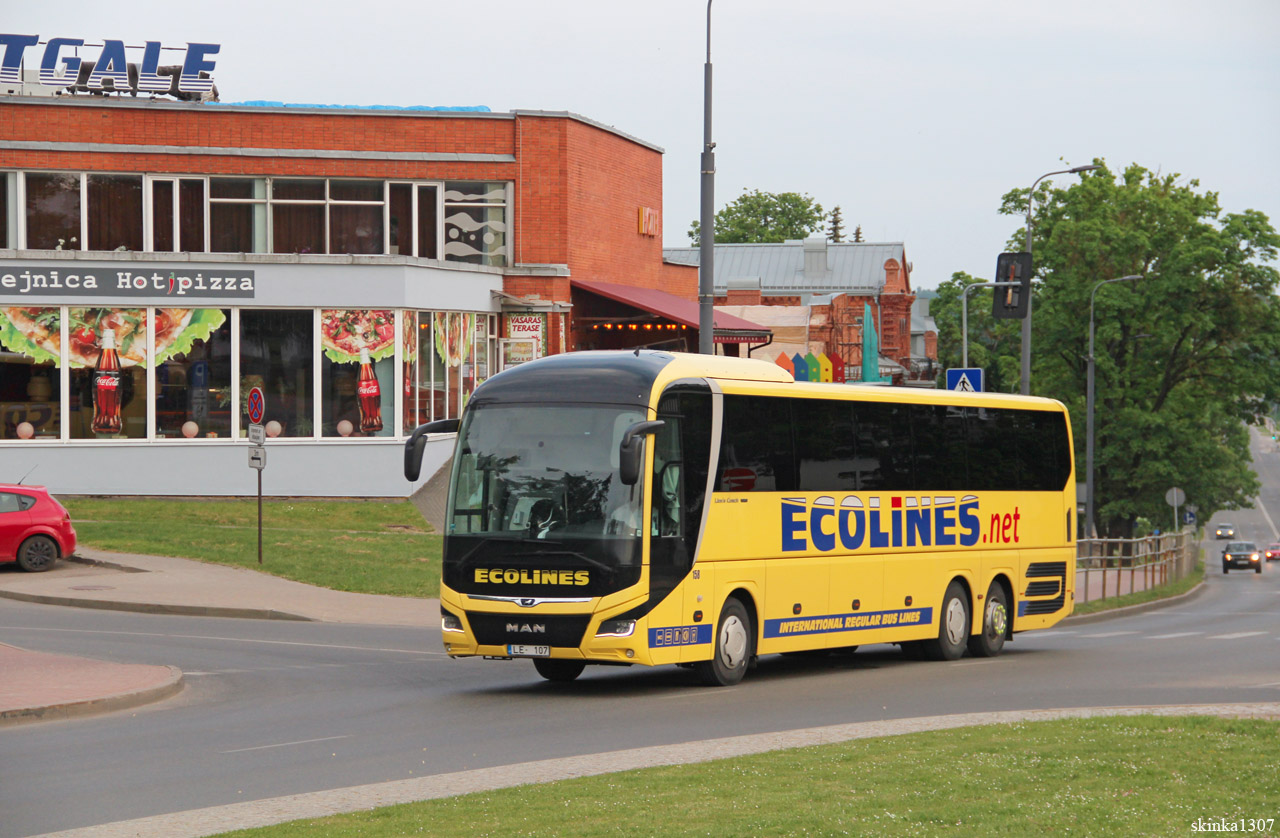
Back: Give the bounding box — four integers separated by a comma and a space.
319, 310, 394, 437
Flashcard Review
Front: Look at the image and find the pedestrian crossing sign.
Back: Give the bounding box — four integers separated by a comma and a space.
945, 368, 983, 392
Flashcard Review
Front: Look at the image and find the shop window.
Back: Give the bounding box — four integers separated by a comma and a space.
24, 172, 81, 251
443, 182, 507, 266
67, 308, 149, 440
154, 309, 231, 439
87, 174, 143, 251
151, 178, 206, 253
319, 309, 395, 437
423, 311, 446, 421
329, 180, 384, 255
435, 311, 476, 418
271, 178, 325, 254
402, 311, 428, 429
0, 307, 62, 440
239, 309, 313, 438
210, 177, 267, 253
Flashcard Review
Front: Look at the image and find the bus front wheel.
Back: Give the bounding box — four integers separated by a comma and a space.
966, 583, 1008, 658
533, 659, 586, 682
922, 581, 970, 661
696, 598, 753, 687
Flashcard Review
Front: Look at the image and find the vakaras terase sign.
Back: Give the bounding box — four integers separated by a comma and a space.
0, 266, 255, 298
0, 34, 218, 94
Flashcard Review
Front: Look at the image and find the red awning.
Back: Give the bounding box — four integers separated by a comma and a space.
571, 279, 771, 344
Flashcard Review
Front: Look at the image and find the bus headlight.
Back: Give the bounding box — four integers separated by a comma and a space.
596, 619, 636, 638
441, 609, 464, 633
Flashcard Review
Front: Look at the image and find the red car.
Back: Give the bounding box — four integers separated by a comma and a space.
0, 484, 77, 572
1267, 543, 1280, 562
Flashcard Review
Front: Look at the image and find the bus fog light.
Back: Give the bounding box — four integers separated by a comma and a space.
596, 619, 636, 638
626, 649, 635, 658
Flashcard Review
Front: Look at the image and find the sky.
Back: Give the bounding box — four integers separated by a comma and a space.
7, 0, 1278, 289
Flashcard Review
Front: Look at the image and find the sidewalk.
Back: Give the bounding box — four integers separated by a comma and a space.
0, 549, 438, 725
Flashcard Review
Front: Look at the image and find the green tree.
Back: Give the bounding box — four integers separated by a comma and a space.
688, 189, 825, 246
828, 205, 846, 242
931, 271, 1023, 394
999, 162, 1280, 536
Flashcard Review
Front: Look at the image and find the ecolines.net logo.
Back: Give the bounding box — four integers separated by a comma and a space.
780, 495, 1024, 552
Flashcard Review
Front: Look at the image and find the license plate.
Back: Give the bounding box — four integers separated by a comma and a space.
508, 645, 550, 657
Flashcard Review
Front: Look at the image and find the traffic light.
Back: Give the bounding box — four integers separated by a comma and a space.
992, 252, 1033, 320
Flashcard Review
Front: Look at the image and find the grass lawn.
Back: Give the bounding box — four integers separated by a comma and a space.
62, 497, 441, 598
218, 715, 1280, 837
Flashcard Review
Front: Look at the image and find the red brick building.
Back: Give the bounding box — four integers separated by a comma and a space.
0, 93, 766, 495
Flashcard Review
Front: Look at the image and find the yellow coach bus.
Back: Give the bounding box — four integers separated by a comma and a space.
404, 350, 1076, 686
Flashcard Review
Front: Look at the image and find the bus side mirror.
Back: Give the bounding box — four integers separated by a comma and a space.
618, 420, 665, 486
404, 419, 460, 481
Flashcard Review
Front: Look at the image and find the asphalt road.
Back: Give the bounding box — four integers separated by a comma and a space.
1, 429, 1278, 837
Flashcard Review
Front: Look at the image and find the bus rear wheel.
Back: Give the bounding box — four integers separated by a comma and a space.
967, 583, 1008, 658
922, 581, 970, 661
533, 659, 586, 682
696, 598, 753, 687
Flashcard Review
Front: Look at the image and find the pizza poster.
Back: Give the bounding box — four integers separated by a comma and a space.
320, 310, 396, 364
0, 306, 226, 368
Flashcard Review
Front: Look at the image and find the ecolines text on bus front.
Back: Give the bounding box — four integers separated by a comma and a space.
781, 495, 1023, 552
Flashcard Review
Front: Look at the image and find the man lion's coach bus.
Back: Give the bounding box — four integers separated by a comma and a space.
404, 351, 1076, 686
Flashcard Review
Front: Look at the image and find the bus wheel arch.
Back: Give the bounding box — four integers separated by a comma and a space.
696, 591, 756, 687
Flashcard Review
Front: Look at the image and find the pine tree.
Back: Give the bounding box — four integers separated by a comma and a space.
852, 224, 864, 243
828, 206, 845, 242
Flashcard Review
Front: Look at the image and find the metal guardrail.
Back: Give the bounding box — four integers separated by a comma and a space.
1075, 528, 1198, 603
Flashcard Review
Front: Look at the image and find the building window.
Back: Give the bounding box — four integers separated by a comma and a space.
67, 307, 149, 439
270, 178, 326, 254
24, 172, 81, 250
210, 177, 267, 253
154, 309, 231, 438
329, 180, 384, 255
0, 172, 14, 249
319, 309, 395, 437
0, 307, 62, 440
388, 183, 439, 258
150, 178, 206, 253
239, 309, 313, 437
87, 174, 143, 251
443, 182, 507, 266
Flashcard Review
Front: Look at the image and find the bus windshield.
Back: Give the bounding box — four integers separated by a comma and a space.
446, 404, 648, 572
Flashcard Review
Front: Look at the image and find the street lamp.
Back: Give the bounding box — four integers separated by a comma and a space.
1085, 274, 1143, 539
698, 0, 716, 355
1020, 164, 1100, 394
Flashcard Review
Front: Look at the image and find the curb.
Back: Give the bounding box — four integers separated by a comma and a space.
0, 589, 313, 622
64, 553, 149, 573
1063, 578, 1207, 625
0, 665, 185, 727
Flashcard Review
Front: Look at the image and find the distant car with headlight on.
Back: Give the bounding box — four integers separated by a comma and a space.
1214, 523, 1236, 539
1221, 541, 1261, 574
1266, 543, 1280, 562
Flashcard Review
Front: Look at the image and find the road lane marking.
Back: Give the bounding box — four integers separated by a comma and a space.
1079, 631, 1139, 638
1208, 631, 1268, 640
1031, 630, 1078, 637
1254, 493, 1280, 541
220, 735, 352, 754
1146, 632, 1203, 640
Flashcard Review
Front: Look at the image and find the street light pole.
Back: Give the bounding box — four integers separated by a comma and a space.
1020, 164, 1100, 394
1086, 274, 1142, 539
698, 0, 716, 355
960, 280, 1019, 368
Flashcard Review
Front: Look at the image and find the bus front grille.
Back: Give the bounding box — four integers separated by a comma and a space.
466, 612, 592, 648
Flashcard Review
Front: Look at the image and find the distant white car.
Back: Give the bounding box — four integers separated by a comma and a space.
1214, 523, 1236, 539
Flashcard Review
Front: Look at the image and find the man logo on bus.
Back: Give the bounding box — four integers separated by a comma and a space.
781, 495, 983, 552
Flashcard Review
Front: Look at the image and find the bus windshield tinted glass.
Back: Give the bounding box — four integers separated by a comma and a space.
449, 404, 648, 546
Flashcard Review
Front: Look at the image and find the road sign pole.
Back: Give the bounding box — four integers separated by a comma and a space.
258, 469, 263, 565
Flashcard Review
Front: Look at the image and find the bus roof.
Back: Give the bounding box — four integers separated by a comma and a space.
473, 351, 1065, 412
